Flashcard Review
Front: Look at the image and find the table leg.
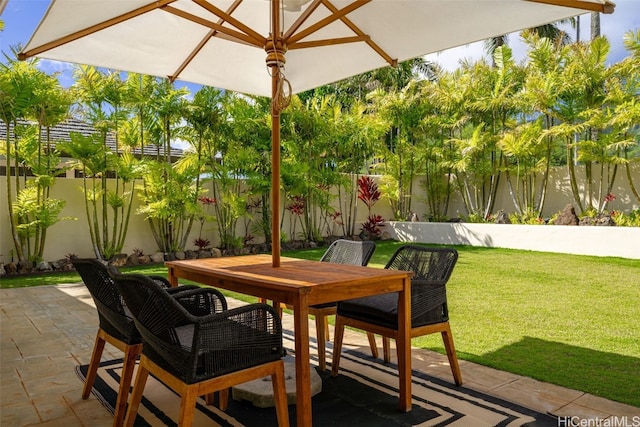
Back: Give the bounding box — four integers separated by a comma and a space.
293, 294, 312, 427
167, 266, 178, 287
397, 276, 412, 412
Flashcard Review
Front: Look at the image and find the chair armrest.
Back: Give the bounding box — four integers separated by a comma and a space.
149, 275, 200, 294
172, 288, 228, 315
147, 275, 172, 288
165, 285, 200, 295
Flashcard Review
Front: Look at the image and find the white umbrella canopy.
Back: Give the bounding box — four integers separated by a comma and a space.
20, 0, 614, 266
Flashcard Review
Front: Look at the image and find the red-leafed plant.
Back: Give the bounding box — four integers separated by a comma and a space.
361, 214, 385, 236
286, 195, 306, 241
195, 196, 216, 250
357, 176, 381, 210
357, 176, 384, 238
193, 237, 211, 250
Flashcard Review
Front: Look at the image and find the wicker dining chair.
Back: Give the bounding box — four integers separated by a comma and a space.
331, 245, 462, 386
71, 258, 200, 427
109, 269, 290, 427
311, 239, 376, 370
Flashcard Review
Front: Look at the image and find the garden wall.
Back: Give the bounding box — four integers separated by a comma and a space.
1, 162, 639, 262
387, 222, 640, 259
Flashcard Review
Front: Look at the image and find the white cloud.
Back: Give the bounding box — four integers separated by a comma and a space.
424, 1, 639, 72
37, 59, 75, 86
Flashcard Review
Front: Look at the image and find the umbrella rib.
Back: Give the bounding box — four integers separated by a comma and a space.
286, 0, 370, 45
164, 5, 264, 47
284, 0, 323, 40
318, 0, 396, 67
166, 0, 253, 82
524, 0, 615, 14
191, 0, 267, 45
18, 0, 177, 60
289, 35, 370, 50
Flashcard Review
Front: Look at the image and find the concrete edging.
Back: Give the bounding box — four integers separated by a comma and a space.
387, 222, 640, 259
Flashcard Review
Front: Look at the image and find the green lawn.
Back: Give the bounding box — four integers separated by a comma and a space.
1, 242, 638, 407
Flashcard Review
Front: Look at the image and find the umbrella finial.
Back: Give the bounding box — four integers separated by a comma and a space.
265, 39, 287, 68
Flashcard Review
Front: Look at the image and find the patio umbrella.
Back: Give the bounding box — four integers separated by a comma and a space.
20, 0, 614, 267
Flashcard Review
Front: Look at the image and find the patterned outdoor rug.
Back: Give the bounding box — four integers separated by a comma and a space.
76, 332, 557, 426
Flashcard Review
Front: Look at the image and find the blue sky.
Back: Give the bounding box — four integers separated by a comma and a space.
1, 0, 638, 91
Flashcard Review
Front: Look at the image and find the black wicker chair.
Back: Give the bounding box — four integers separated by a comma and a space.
71, 258, 200, 427
310, 239, 376, 370
331, 245, 462, 385
109, 269, 290, 427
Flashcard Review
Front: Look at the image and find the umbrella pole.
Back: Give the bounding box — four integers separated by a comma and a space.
268, 0, 285, 267
271, 65, 281, 267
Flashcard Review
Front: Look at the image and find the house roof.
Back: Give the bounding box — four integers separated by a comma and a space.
0, 117, 184, 159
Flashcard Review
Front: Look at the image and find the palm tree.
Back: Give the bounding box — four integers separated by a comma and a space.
73, 66, 138, 259
305, 57, 437, 108
0, 53, 71, 263
485, 20, 574, 61
519, 33, 572, 216
368, 80, 427, 220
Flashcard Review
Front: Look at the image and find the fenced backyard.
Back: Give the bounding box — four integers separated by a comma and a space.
2, 241, 638, 408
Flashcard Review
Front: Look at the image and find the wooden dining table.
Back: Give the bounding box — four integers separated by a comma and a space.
166, 254, 413, 427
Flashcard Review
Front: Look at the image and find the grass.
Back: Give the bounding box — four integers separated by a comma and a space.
1, 242, 639, 407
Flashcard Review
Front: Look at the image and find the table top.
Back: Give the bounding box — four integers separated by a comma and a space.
166, 254, 412, 305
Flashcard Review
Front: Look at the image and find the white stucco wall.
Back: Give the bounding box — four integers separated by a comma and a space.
387, 222, 640, 259
1, 162, 639, 262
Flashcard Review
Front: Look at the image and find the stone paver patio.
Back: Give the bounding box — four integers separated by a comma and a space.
1, 283, 638, 426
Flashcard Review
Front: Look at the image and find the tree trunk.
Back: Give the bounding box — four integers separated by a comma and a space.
590, 12, 600, 39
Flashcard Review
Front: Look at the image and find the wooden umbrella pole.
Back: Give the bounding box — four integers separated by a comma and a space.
267, 0, 285, 267
271, 65, 281, 267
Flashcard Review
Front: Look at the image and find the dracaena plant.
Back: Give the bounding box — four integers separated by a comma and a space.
357, 175, 381, 210
357, 176, 384, 238
361, 214, 385, 237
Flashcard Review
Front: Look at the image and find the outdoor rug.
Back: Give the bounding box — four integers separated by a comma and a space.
76, 332, 558, 426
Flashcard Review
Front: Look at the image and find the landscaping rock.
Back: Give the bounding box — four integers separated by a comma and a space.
4, 262, 17, 275
196, 249, 213, 258
17, 261, 33, 274
110, 254, 128, 267
138, 255, 151, 264
127, 253, 140, 265
36, 262, 52, 272
579, 213, 616, 226
150, 252, 164, 263
554, 204, 579, 225
60, 262, 75, 271
175, 251, 186, 260
51, 258, 70, 270
495, 210, 511, 224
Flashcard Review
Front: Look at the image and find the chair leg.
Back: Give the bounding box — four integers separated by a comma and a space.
178, 388, 199, 427
441, 325, 463, 386
315, 314, 327, 370
113, 343, 142, 427
123, 357, 150, 427
366, 332, 378, 359
382, 337, 391, 363
271, 361, 290, 427
218, 389, 229, 410
324, 316, 330, 340
204, 393, 214, 405
331, 317, 346, 377
83, 330, 106, 399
